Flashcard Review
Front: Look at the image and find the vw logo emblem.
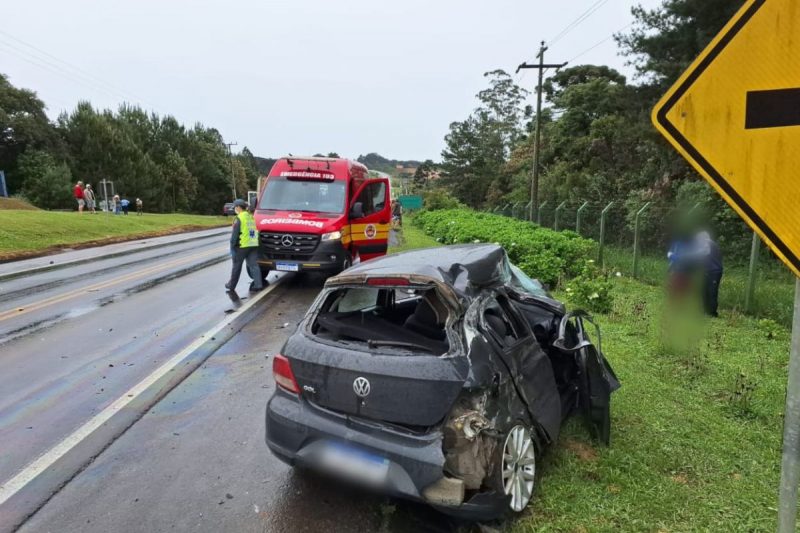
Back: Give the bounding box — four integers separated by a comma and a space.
280, 234, 294, 247
353, 376, 371, 398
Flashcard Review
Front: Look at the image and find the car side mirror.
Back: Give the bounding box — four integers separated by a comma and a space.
351, 202, 364, 219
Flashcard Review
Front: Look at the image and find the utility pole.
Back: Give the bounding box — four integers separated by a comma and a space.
225, 142, 238, 201
517, 42, 567, 222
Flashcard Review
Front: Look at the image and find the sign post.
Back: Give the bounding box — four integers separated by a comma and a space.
652, 1, 800, 530
0, 170, 7, 197
781, 282, 800, 531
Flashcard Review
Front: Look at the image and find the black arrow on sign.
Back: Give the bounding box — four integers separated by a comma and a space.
745, 88, 800, 129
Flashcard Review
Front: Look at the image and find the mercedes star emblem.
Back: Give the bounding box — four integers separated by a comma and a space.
353, 376, 371, 398
280, 234, 294, 247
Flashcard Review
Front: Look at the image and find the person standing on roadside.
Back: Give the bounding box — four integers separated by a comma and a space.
695, 231, 723, 317
666, 230, 693, 300
225, 199, 263, 294
136, 198, 143, 215
74, 181, 85, 213
392, 199, 403, 227
84, 184, 97, 214
120, 197, 130, 215
113, 194, 121, 215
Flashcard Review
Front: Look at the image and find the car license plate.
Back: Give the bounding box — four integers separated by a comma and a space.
275, 262, 299, 272
319, 442, 389, 485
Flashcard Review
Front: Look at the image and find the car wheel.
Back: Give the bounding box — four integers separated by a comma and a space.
493, 424, 537, 514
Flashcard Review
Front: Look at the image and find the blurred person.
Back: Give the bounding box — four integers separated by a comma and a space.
693, 231, 724, 317
113, 194, 121, 214
135, 198, 143, 215
73, 181, 85, 213
120, 197, 130, 215
666, 231, 694, 299
84, 184, 96, 214
225, 199, 263, 294
392, 199, 403, 227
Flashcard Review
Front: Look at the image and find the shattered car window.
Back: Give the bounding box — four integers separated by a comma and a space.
508, 264, 549, 297
312, 286, 450, 355
336, 287, 381, 312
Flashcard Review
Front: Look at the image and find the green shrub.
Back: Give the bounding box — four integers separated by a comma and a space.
565, 268, 614, 314
421, 189, 465, 211
413, 209, 596, 286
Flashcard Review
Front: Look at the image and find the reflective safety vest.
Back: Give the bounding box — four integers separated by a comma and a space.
237, 211, 259, 248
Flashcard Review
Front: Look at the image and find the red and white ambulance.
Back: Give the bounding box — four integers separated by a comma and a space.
254, 156, 392, 277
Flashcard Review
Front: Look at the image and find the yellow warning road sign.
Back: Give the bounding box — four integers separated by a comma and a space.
652, 0, 800, 277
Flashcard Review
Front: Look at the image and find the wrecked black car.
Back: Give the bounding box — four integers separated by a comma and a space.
265, 244, 619, 520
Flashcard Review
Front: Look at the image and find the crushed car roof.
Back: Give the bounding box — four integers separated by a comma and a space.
333, 244, 563, 311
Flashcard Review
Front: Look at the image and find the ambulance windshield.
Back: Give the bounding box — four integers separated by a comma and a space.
259, 177, 346, 214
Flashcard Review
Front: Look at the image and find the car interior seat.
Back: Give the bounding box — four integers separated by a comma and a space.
404, 291, 447, 341
484, 307, 515, 345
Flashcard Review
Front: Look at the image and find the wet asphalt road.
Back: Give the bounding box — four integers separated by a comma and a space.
0, 230, 274, 498
15, 275, 465, 533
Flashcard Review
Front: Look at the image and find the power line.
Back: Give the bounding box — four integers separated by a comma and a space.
225, 142, 239, 201
567, 22, 633, 64
548, 0, 611, 46
0, 41, 114, 99
516, 42, 568, 222
0, 29, 159, 112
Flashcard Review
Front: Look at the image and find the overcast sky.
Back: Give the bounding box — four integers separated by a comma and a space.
2, 0, 662, 161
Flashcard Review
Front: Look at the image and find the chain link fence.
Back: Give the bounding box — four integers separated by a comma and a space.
489, 200, 794, 326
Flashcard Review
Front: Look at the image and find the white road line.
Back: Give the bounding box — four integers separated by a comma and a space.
0, 276, 285, 505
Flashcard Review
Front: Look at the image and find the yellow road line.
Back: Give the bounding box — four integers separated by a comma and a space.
0, 247, 225, 322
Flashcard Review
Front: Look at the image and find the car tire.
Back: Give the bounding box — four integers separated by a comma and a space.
488, 423, 538, 515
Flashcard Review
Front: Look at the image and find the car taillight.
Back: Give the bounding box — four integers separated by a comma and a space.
367, 277, 410, 286
272, 354, 299, 394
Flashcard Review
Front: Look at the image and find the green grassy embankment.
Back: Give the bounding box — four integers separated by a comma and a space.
392, 220, 792, 532
0, 197, 39, 210
603, 245, 795, 327
0, 210, 228, 261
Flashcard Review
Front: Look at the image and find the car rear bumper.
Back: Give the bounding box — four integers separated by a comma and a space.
265, 389, 507, 520
258, 239, 348, 273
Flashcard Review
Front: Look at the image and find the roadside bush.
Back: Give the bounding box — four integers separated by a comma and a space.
414, 209, 596, 287
17, 150, 74, 210
565, 266, 614, 314
421, 189, 465, 211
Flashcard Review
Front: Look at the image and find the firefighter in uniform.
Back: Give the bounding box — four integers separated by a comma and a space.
225, 199, 264, 293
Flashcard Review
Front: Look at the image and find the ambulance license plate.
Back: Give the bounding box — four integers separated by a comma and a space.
275, 262, 299, 272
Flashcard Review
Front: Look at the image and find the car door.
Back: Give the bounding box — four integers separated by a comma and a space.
553, 312, 620, 445
348, 178, 391, 261
480, 294, 562, 442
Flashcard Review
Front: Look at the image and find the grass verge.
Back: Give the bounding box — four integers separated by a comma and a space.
390, 219, 792, 532
387, 222, 440, 253
0, 210, 228, 261
518, 280, 790, 532
0, 197, 38, 210
602, 245, 795, 327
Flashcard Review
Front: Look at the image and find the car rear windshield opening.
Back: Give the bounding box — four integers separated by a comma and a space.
311, 286, 450, 355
